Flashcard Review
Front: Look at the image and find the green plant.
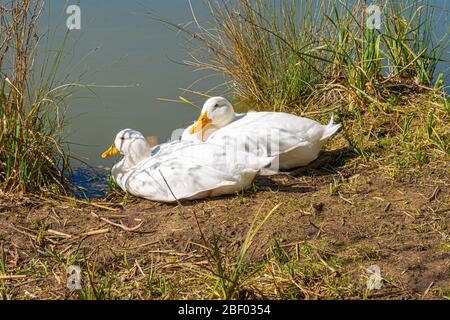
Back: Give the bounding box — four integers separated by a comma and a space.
0, 0, 76, 193
194, 203, 281, 299
157, 0, 447, 110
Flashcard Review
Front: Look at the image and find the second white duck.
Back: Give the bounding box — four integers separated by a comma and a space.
182, 97, 342, 171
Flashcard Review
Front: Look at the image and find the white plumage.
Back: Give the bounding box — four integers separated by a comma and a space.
182, 97, 341, 171
103, 129, 272, 202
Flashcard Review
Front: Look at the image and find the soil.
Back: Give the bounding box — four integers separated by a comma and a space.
0, 151, 448, 299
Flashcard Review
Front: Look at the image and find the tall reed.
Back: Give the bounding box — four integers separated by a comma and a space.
0, 0, 72, 193
162, 0, 448, 111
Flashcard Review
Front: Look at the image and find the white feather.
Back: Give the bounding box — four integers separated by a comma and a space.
182, 97, 342, 171
109, 130, 272, 202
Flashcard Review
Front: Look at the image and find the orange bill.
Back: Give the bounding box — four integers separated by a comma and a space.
189, 112, 212, 135
101, 145, 119, 158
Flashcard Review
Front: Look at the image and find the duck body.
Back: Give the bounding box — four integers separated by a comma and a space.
105, 130, 271, 202
183, 97, 342, 171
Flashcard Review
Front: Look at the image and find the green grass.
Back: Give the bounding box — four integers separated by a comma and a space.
184, 203, 282, 299
0, 0, 76, 194
157, 0, 447, 111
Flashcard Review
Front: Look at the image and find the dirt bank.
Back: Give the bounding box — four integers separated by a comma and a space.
0, 155, 448, 299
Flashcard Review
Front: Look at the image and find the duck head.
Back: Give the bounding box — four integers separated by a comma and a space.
102, 129, 151, 168
189, 97, 236, 140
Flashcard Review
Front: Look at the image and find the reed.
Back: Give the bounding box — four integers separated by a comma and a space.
0, 0, 73, 193
163, 0, 448, 111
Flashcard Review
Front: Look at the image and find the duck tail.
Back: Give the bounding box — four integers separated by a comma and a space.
320, 114, 342, 142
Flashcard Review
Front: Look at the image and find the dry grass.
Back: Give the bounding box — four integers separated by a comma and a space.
0, 0, 74, 194
0, 155, 448, 300
339, 93, 449, 167
155, 0, 447, 111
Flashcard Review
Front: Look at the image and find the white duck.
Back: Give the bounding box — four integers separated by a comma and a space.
102, 129, 272, 202
182, 97, 342, 171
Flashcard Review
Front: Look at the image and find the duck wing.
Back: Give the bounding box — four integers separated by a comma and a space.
121, 143, 268, 202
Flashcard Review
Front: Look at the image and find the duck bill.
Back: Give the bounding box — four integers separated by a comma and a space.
101, 145, 119, 158
189, 113, 212, 135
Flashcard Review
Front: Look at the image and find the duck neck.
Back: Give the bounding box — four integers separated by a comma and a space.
216, 112, 237, 128
202, 113, 236, 141
119, 148, 152, 171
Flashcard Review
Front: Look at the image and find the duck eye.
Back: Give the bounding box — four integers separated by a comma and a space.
214, 103, 219, 108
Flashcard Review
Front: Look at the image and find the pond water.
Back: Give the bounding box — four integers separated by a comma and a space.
45, 1, 221, 171
43, 1, 448, 196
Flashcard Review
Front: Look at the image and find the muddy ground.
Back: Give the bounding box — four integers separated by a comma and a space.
0, 151, 448, 300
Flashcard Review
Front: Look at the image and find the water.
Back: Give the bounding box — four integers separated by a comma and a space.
42, 1, 448, 196
45, 1, 222, 172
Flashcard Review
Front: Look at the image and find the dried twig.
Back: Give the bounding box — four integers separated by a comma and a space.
47, 229, 73, 238
428, 186, 440, 202
91, 212, 144, 232
0, 275, 27, 280
80, 228, 110, 237
315, 251, 339, 275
